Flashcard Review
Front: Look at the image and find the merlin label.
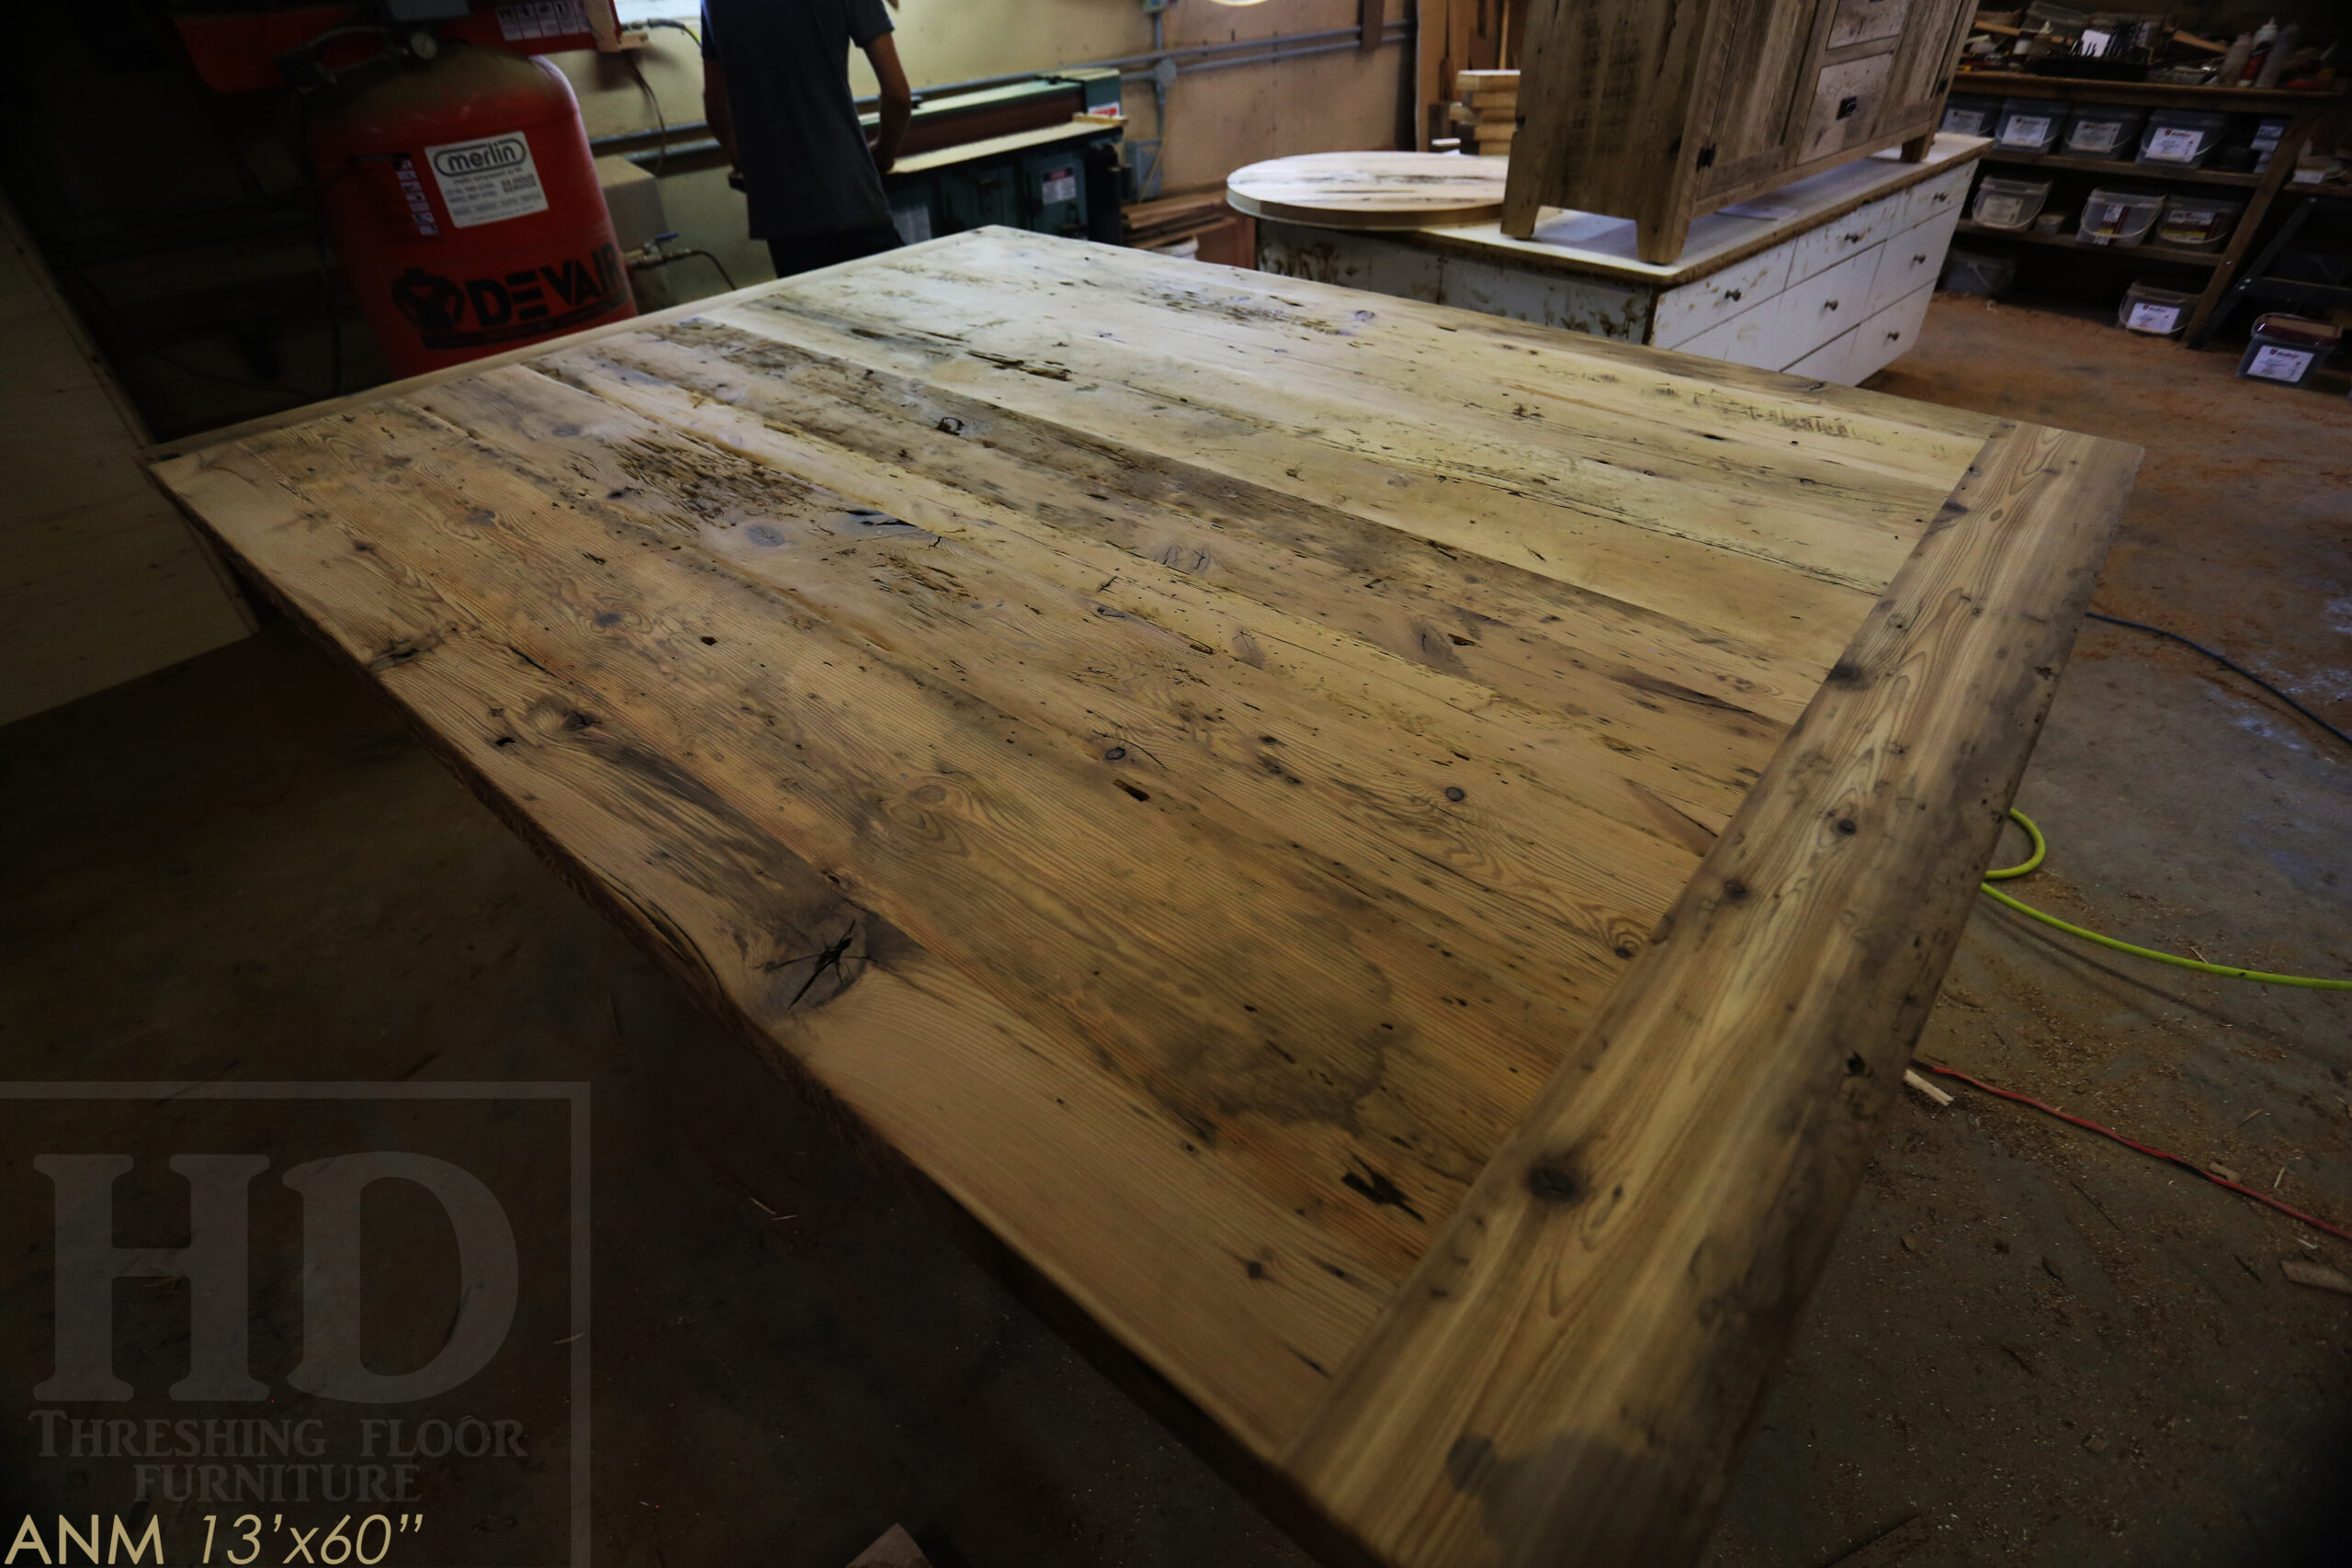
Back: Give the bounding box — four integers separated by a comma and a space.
425, 132, 549, 230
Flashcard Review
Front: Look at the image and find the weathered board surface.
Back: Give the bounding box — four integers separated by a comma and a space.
151, 229, 2135, 1568
1227, 152, 1511, 229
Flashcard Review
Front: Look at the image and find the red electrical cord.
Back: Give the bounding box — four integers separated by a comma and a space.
1919, 1061, 2352, 1245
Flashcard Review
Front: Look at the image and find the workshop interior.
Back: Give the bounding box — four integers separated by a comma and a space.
1, 2, 2346, 1567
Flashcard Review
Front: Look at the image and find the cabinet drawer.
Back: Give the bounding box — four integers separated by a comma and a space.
1848, 282, 1935, 381
1778, 244, 1880, 362
1790, 191, 1904, 283
1651, 244, 1796, 349
1672, 295, 1795, 371
1826, 0, 1912, 50
1899, 162, 1976, 230
1784, 326, 1860, 386
1865, 205, 1962, 318
1801, 55, 1893, 162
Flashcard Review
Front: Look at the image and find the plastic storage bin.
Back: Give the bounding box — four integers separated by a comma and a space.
1940, 249, 2016, 296
1971, 175, 2052, 230
1942, 95, 2001, 138
1994, 98, 2064, 154
2154, 196, 2244, 252
2077, 187, 2165, 246
2137, 108, 2230, 169
2252, 116, 2292, 172
2118, 280, 2197, 336
2237, 315, 2337, 387
2062, 105, 2143, 160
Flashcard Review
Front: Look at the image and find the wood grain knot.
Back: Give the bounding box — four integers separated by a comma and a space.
1526, 1163, 1589, 1205
1722, 879, 1749, 902
1443, 786, 1466, 803
1825, 660, 1867, 687
1835, 818, 1857, 835
1103, 745, 1128, 761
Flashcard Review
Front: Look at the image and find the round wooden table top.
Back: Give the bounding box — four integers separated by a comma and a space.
1224, 152, 1509, 231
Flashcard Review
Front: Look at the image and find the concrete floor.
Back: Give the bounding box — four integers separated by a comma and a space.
3, 295, 2346, 1567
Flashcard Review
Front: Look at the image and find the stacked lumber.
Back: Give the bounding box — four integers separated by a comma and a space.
1447, 69, 1517, 158
1120, 190, 1255, 267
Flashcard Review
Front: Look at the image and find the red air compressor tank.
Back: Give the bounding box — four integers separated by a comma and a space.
310, 43, 633, 378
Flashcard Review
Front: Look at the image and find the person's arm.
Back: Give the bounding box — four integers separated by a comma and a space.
864, 31, 912, 174
703, 57, 741, 179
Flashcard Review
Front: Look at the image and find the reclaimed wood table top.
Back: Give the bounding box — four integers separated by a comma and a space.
1226, 151, 1511, 228
152, 229, 2139, 1568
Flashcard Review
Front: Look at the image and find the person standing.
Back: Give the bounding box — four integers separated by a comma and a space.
700, 0, 915, 278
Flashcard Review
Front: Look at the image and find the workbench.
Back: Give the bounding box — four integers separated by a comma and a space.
1248, 134, 1989, 383
151, 229, 2138, 1568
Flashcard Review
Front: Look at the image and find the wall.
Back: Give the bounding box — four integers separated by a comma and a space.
0, 197, 254, 725
549, 0, 1409, 286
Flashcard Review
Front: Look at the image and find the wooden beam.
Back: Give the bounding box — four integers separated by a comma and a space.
1280, 421, 2141, 1568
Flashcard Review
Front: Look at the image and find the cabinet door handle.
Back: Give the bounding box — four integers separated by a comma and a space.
1886, 331, 1902, 342
1825, 299, 1840, 311
1913, 253, 1928, 264
1842, 231, 1866, 242
1723, 288, 1742, 302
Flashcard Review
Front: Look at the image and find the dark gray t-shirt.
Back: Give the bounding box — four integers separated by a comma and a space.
702, 0, 894, 239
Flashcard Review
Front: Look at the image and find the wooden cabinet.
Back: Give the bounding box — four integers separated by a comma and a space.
1504, 0, 1976, 262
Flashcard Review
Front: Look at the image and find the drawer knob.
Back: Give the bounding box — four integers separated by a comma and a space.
1723, 288, 1742, 302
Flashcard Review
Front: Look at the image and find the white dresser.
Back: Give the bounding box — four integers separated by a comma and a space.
1250, 135, 1985, 386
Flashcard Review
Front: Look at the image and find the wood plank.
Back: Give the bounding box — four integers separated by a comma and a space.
698, 240, 1979, 670
154, 435, 1401, 1455
1279, 422, 2142, 1568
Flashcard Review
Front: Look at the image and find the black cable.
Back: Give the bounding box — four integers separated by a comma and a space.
622, 49, 669, 179
678, 249, 736, 290
2086, 611, 2352, 751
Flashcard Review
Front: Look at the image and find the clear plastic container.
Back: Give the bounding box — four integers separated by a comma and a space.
2137, 108, 2231, 169
2118, 280, 2196, 336
1970, 175, 2052, 230
1940, 248, 2016, 295
1942, 95, 2002, 138
2062, 105, 2143, 160
2077, 186, 2165, 246
2237, 314, 2337, 387
1994, 98, 2064, 154
2251, 115, 2292, 172
2154, 196, 2244, 252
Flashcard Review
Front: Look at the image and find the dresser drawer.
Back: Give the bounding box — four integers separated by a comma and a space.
1778, 244, 1881, 363
1784, 325, 1860, 386
1899, 162, 1976, 230
1801, 55, 1894, 163
1865, 205, 1962, 318
1847, 282, 1936, 382
1790, 190, 1904, 283
1826, 0, 1913, 49
1652, 243, 1796, 349
1671, 295, 1793, 371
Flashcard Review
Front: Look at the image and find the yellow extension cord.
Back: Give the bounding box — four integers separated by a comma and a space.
1984, 810, 2352, 990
